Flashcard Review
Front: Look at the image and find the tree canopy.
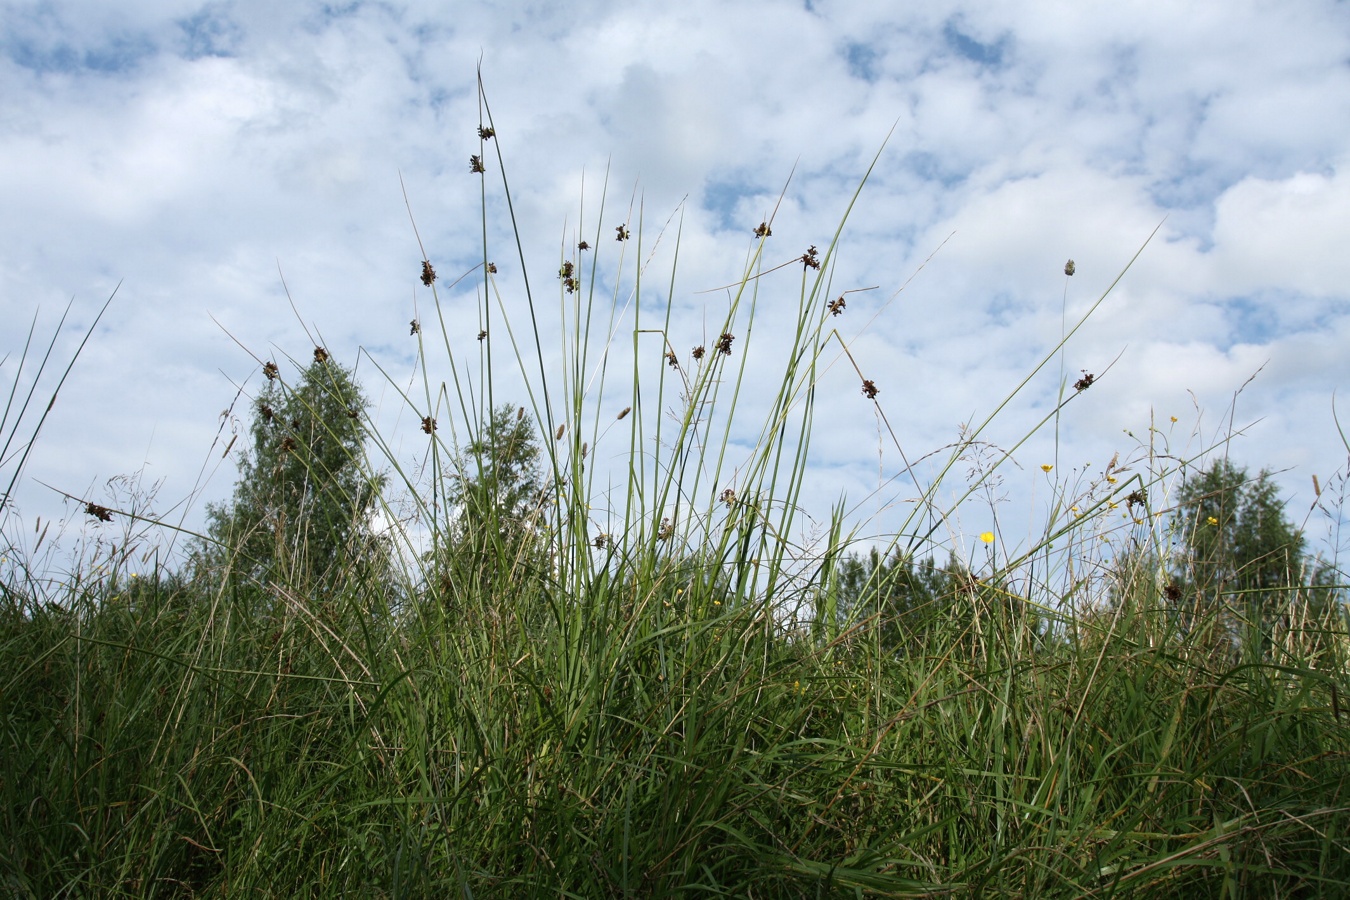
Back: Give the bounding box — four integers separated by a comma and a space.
431, 404, 550, 603
1173, 459, 1305, 612
192, 352, 383, 592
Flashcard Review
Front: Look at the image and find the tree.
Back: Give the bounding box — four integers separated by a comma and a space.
192, 352, 384, 593
836, 549, 967, 654
1171, 459, 1306, 653
431, 404, 550, 603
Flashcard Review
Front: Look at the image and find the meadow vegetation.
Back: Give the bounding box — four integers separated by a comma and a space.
3, 88, 1347, 897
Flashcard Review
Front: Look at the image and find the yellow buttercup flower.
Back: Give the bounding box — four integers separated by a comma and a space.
1041, 464, 1053, 473
980, 532, 995, 544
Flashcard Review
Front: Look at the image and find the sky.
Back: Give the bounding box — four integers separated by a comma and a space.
2, 0, 1349, 576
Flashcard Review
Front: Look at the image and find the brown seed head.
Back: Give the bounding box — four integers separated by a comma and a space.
85, 502, 113, 523
1064, 259, 1076, 276
313, 346, 329, 363
263, 361, 279, 381
861, 379, 879, 400
421, 259, 436, 286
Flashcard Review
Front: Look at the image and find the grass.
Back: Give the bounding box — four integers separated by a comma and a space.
2, 81, 1348, 897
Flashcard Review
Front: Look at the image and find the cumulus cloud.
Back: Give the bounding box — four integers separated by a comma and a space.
1, 0, 1347, 560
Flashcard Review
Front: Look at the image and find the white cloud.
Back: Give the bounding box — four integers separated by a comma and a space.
2, 0, 1348, 565
1210, 165, 1350, 298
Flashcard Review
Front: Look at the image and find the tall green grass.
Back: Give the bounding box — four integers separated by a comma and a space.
2, 83, 1347, 896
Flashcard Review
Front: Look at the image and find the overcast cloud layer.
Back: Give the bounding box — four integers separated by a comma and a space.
2, 0, 1348, 567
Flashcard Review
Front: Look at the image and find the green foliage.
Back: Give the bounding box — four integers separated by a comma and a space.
431, 403, 549, 604
1171, 459, 1308, 651
1175, 459, 1306, 602
191, 355, 384, 593
837, 549, 968, 653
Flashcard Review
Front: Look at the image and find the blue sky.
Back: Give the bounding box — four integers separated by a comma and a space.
2, 0, 1349, 571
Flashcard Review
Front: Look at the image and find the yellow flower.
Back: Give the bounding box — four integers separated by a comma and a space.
1207, 516, 1219, 526
980, 532, 995, 544
1041, 464, 1053, 473
1106, 476, 1118, 484
1170, 416, 1178, 423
